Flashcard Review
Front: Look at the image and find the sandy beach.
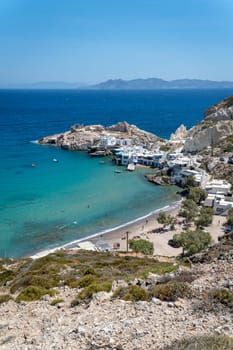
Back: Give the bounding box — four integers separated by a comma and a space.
31, 200, 183, 258
91, 212, 226, 257
31, 195, 227, 260
88, 202, 183, 257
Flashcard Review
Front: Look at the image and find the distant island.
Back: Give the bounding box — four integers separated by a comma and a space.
4, 78, 233, 90
91, 78, 233, 90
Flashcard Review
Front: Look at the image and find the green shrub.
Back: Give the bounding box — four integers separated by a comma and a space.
0, 294, 12, 304
112, 285, 149, 302
112, 286, 128, 300
150, 281, 192, 301
71, 281, 112, 306
196, 207, 213, 228
50, 298, 64, 306
159, 144, 170, 152
172, 230, 212, 256
0, 270, 15, 286
129, 239, 154, 255
0, 258, 15, 266
141, 263, 178, 279
69, 274, 96, 289
179, 199, 199, 222
29, 254, 70, 274
226, 134, 233, 143
187, 187, 207, 204
161, 335, 233, 350
209, 288, 233, 307
81, 267, 97, 276
16, 286, 55, 302
123, 285, 149, 302
227, 208, 233, 226
10, 273, 59, 294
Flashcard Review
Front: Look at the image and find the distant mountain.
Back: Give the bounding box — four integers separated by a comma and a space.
3, 81, 88, 89
91, 78, 233, 90
3, 78, 233, 90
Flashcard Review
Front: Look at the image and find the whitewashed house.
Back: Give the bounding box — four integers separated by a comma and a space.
99, 136, 117, 148
116, 139, 132, 147
204, 180, 231, 196
213, 196, 233, 215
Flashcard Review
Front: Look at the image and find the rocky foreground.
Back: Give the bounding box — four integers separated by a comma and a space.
0, 241, 233, 350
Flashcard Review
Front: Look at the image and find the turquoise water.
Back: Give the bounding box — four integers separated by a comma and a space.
0, 145, 178, 257
1, 89, 232, 257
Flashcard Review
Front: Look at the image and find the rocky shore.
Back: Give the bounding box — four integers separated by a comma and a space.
145, 172, 172, 186
39, 121, 160, 151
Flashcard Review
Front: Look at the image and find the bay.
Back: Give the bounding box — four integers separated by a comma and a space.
0, 89, 232, 257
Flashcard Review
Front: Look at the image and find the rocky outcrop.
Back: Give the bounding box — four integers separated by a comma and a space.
201, 157, 233, 185
184, 95, 233, 152
39, 121, 160, 151
145, 173, 172, 186
170, 124, 188, 142
106, 121, 131, 133
205, 95, 233, 122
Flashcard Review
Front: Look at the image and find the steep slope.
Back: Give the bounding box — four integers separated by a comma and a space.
205, 96, 233, 122
184, 95, 233, 152
0, 241, 232, 349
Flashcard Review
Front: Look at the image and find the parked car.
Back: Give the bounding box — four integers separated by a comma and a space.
224, 226, 233, 233
168, 239, 181, 248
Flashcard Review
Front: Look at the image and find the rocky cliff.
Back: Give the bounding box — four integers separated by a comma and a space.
39, 121, 160, 150
183, 95, 233, 152
205, 96, 233, 122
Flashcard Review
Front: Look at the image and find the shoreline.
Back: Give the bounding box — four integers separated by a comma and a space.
30, 199, 183, 259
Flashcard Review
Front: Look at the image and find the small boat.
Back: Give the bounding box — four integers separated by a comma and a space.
127, 163, 135, 171
114, 169, 122, 173
90, 150, 106, 157
31, 163, 36, 167
52, 158, 59, 163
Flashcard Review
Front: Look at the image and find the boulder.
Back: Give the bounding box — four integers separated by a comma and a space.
170, 124, 188, 141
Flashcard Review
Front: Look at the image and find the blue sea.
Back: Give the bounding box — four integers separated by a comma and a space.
1, 89, 232, 258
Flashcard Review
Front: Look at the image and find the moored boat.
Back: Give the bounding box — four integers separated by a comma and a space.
127, 163, 135, 171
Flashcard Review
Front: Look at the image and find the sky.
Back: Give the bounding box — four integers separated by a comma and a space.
0, 0, 233, 85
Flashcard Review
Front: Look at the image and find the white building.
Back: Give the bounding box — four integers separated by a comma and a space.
99, 136, 117, 148
100, 137, 133, 149
204, 180, 231, 196
203, 185, 233, 216
172, 168, 203, 186
213, 197, 233, 215
116, 139, 132, 147
115, 146, 164, 167
153, 152, 165, 167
